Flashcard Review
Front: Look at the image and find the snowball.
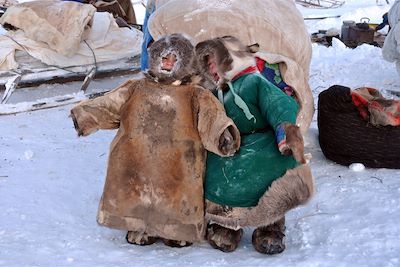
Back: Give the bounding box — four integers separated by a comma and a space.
24, 150, 34, 160
349, 163, 365, 172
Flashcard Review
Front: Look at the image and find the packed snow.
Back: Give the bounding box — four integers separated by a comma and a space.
1, 1, 400, 266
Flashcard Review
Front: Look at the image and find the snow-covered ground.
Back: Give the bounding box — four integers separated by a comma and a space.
1, 1, 400, 266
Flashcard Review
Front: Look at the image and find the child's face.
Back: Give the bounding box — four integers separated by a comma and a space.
161, 53, 177, 71
207, 55, 219, 82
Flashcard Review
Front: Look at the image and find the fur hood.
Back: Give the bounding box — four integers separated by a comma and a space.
148, 33, 198, 85
195, 36, 258, 90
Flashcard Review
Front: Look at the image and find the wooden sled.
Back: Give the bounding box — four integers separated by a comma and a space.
0, 50, 140, 115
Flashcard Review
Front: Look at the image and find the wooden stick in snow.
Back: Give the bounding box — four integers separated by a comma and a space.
1, 75, 21, 104
80, 67, 96, 93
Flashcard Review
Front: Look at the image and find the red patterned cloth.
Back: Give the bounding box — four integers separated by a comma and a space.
351, 87, 400, 126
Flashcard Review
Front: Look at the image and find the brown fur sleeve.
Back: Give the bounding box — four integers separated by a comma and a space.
196, 88, 241, 156
70, 79, 137, 136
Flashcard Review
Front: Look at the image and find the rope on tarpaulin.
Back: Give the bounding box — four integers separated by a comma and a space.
3, 34, 97, 75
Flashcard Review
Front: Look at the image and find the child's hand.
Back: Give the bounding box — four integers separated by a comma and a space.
284, 123, 306, 164
70, 110, 84, 136
219, 128, 237, 156
277, 123, 306, 164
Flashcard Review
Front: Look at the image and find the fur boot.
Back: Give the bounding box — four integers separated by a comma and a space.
206, 224, 243, 253
252, 217, 286, 254
161, 239, 193, 248
126, 231, 158, 246
126, 231, 193, 247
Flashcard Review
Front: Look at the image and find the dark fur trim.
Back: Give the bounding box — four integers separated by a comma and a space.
205, 164, 314, 230
144, 70, 194, 86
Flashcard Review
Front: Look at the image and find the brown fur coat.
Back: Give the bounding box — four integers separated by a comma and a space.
71, 78, 240, 242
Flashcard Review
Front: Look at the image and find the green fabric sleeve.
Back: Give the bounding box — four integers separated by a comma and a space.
256, 75, 299, 130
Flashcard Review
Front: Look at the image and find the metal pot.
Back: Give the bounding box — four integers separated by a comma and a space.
356, 17, 371, 30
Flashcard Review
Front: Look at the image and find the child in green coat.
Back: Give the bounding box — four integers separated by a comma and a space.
196, 36, 314, 255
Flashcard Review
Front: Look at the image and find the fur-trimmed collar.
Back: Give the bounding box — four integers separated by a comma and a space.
144, 71, 194, 86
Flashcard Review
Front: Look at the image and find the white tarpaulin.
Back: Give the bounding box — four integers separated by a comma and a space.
382, 0, 400, 74
0, 1, 142, 71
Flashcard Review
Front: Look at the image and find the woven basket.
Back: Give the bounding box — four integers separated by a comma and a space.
318, 85, 400, 169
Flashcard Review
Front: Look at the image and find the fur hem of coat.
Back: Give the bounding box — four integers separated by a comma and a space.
205, 164, 314, 230
97, 199, 206, 242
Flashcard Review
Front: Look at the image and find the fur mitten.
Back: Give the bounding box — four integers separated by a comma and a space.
276, 123, 306, 164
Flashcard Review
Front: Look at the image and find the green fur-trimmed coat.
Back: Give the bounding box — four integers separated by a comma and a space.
205, 73, 299, 207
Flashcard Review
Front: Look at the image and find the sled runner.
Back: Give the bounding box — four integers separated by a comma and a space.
0, 50, 140, 115
0, 54, 140, 115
